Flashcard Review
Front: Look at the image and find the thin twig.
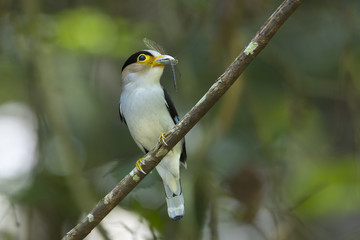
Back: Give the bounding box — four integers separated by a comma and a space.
62, 0, 303, 239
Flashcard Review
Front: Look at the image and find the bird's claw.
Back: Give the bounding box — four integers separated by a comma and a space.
159, 132, 174, 151
159, 132, 168, 146
136, 157, 146, 174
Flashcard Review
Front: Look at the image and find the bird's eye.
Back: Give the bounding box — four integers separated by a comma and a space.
137, 54, 147, 62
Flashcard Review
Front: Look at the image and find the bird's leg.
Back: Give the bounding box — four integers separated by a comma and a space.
159, 132, 168, 146
136, 157, 146, 174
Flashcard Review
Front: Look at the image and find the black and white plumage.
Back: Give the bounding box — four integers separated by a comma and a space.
119, 50, 186, 220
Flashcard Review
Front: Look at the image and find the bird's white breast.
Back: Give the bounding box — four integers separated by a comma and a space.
120, 84, 174, 151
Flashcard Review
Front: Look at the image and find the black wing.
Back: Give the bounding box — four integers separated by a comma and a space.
163, 88, 187, 165
119, 104, 127, 125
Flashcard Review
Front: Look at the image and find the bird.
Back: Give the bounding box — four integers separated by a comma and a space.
119, 49, 186, 220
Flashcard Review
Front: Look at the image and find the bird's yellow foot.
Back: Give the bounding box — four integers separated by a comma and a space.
136, 157, 146, 174
159, 132, 168, 146
159, 132, 174, 151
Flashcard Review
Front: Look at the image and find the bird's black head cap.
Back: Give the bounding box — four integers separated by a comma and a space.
121, 50, 154, 72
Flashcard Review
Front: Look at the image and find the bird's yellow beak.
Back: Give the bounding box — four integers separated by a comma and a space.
153, 55, 178, 67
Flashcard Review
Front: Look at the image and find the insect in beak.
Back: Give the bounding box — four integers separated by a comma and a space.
154, 55, 179, 91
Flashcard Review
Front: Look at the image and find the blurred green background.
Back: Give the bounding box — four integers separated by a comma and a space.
0, 0, 360, 239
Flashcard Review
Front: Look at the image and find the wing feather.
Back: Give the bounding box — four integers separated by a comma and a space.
163, 89, 187, 165
119, 104, 127, 125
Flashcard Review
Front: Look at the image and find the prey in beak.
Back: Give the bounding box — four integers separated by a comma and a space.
155, 55, 178, 90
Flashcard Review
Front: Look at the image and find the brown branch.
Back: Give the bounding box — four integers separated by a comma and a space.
62, 0, 303, 239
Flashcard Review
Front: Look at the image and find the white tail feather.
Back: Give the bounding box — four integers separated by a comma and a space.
164, 182, 184, 220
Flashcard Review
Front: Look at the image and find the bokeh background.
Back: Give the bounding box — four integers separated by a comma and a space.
1, 0, 360, 239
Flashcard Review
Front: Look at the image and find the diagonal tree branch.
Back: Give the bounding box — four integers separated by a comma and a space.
62, 0, 302, 239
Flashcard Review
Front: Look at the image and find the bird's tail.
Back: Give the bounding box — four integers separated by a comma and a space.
163, 181, 185, 221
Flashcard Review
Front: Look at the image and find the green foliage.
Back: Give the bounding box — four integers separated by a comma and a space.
55, 8, 147, 56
